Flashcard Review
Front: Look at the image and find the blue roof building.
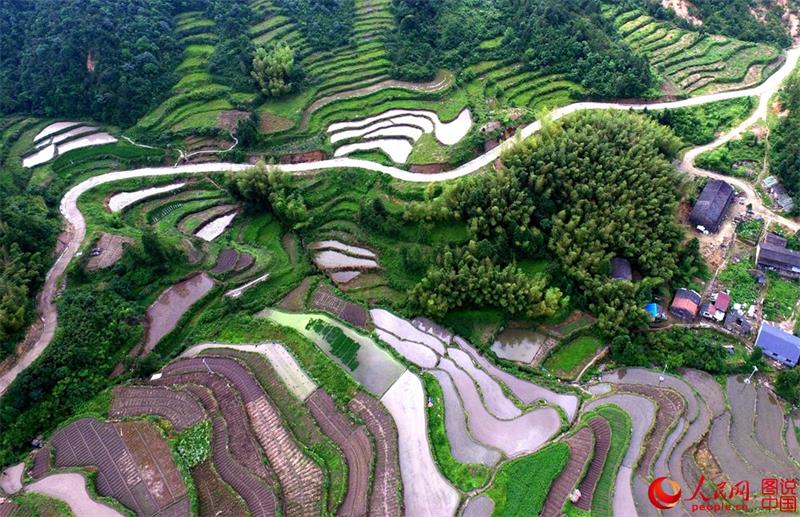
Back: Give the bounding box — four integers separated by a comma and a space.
755, 323, 800, 367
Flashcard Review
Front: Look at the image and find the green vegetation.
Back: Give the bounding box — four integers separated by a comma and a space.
771, 71, 800, 212
0, 0, 183, 125
647, 97, 755, 145
422, 373, 492, 492
171, 419, 212, 469
696, 131, 765, 176
306, 318, 361, 370
776, 369, 800, 405
585, 405, 631, 516
605, 6, 780, 96
736, 218, 765, 243
486, 442, 569, 516
611, 327, 747, 373
9, 492, 75, 517
763, 273, 800, 321
543, 335, 604, 380
671, 0, 791, 47
718, 256, 761, 304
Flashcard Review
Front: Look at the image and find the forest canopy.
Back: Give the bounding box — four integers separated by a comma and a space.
0, 0, 186, 126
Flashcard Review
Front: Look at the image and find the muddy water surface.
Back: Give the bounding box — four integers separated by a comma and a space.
144, 272, 215, 351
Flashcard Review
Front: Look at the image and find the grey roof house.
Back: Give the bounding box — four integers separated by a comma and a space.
689, 180, 734, 233
756, 233, 800, 279
755, 322, 800, 367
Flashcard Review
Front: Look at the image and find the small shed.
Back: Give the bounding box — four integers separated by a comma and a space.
755, 323, 800, 367
611, 258, 633, 281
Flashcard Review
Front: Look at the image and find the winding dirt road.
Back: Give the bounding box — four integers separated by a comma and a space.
1, 46, 798, 397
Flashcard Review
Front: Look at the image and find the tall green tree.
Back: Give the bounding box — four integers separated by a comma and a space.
251, 43, 297, 97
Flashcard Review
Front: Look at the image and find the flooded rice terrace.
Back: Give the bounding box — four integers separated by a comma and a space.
144, 272, 215, 351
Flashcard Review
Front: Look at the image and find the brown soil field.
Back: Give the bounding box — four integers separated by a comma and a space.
541, 426, 594, 517
50, 418, 183, 516
217, 111, 250, 132
574, 417, 612, 511
156, 380, 278, 517
30, 443, 52, 479
115, 421, 189, 513
192, 460, 248, 517
310, 283, 370, 328
259, 111, 294, 134
0, 501, 17, 517
306, 389, 373, 517
348, 392, 401, 516
86, 233, 134, 271
110, 386, 206, 431
619, 385, 685, 477
277, 277, 314, 311
163, 357, 325, 516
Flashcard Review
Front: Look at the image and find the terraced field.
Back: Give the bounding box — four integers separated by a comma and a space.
605, 6, 781, 96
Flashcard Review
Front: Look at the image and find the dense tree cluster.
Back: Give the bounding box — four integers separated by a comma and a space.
205, 0, 256, 92
502, 111, 697, 334
0, 286, 139, 464
0, 0, 185, 126
273, 0, 355, 51
610, 328, 740, 373
771, 73, 800, 213
411, 245, 564, 319
251, 44, 300, 97
226, 163, 309, 227
502, 0, 654, 98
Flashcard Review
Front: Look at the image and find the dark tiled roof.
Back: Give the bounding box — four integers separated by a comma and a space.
758, 242, 800, 271
611, 257, 632, 280
756, 323, 800, 366
689, 180, 734, 231
764, 232, 788, 247
715, 292, 730, 312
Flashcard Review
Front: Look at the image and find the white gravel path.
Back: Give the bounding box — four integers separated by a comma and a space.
381, 371, 460, 517
0, 463, 23, 495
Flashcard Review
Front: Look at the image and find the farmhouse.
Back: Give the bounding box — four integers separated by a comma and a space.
689, 179, 734, 233
756, 233, 800, 279
755, 322, 800, 367
669, 288, 701, 321
724, 308, 752, 335
611, 257, 632, 281
763, 176, 795, 212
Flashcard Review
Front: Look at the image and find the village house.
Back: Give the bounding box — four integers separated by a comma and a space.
723, 307, 752, 335
756, 232, 800, 279
670, 288, 701, 321
763, 176, 795, 213
755, 322, 800, 367
700, 291, 730, 322
689, 179, 735, 233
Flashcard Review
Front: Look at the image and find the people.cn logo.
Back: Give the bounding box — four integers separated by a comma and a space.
649, 477, 682, 510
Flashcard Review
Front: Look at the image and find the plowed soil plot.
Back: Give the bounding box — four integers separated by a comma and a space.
143, 272, 215, 352
165, 357, 324, 516
348, 392, 401, 517
455, 337, 579, 421
310, 284, 370, 328
726, 376, 797, 477
110, 386, 206, 431
212, 249, 238, 273
115, 421, 189, 515
709, 412, 762, 487
430, 370, 502, 466
155, 375, 273, 484
542, 426, 595, 517
193, 460, 248, 517
160, 381, 277, 517
306, 389, 372, 517
50, 418, 185, 516
0, 501, 16, 517
575, 417, 612, 511
30, 444, 52, 479
619, 385, 684, 476
787, 413, 800, 466
86, 233, 134, 271
756, 386, 799, 475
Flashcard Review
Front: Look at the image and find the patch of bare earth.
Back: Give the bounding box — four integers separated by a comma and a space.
277, 277, 314, 311
661, 0, 703, 25
217, 111, 250, 132
259, 111, 294, 134
86, 233, 135, 271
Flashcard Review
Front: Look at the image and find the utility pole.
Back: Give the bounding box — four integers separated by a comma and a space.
744, 365, 758, 384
